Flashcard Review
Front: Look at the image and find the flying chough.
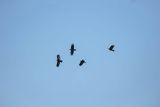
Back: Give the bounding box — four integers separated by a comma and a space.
56, 54, 63, 67
108, 45, 115, 52
70, 44, 76, 55
79, 59, 86, 66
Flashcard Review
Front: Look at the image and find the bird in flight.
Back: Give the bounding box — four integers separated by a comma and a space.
56, 54, 63, 67
79, 59, 86, 66
70, 44, 76, 55
108, 45, 115, 52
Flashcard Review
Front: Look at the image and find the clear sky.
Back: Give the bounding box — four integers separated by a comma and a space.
0, 0, 160, 107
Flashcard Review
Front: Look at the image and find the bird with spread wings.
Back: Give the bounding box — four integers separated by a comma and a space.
70, 44, 76, 55
108, 45, 115, 52
56, 54, 63, 67
79, 59, 86, 66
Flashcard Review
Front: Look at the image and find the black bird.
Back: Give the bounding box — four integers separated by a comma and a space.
56, 54, 63, 67
70, 44, 76, 55
79, 59, 86, 66
108, 45, 115, 52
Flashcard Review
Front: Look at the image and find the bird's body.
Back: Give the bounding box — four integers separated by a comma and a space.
56, 54, 63, 67
70, 44, 76, 55
108, 45, 115, 52
79, 59, 86, 66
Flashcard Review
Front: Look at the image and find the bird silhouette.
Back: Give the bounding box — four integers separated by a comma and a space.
70, 44, 76, 55
56, 54, 63, 67
79, 59, 86, 66
108, 45, 115, 52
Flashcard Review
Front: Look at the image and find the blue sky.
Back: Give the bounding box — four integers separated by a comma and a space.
0, 0, 160, 107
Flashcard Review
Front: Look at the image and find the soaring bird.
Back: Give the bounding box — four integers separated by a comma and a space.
70, 44, 76, 55
79, 59, 86, 66
56, 54, 63, 67
108, 45, 115, 52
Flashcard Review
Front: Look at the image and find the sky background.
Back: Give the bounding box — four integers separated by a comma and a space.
0, 0, 160, 107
